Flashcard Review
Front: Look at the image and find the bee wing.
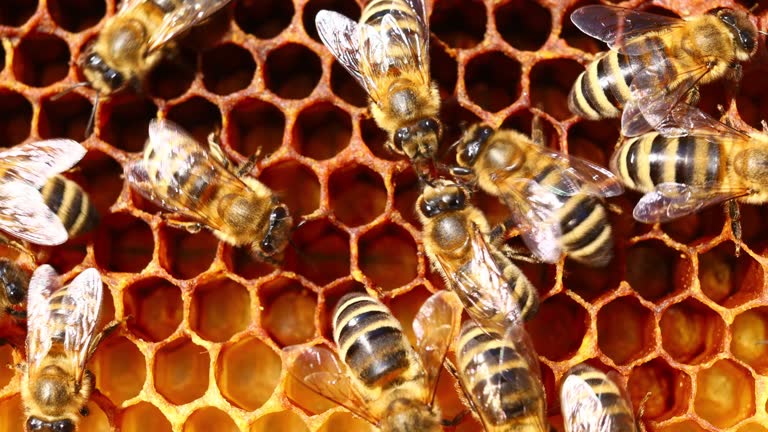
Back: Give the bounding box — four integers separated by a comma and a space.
0, 139, 86, 189
561, 365, 635, 432
282, 345, 379, 425
147, 0, 232, 52
26, 264, 60, 371
117, 0, 143, 13
315, 11, 374, 98
633, 182, 749, 223
412, 290, 462, 404
570, 5, 682, 51
0, 182, 68, 245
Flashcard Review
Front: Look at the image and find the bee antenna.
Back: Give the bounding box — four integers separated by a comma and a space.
85, 91, 99, 137
51, 81, 89, 101
759, 30, 768, 36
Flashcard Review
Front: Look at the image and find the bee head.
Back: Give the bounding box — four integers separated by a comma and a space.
381, 399, 441, 432
712, 8, 758, 60
418, 180, 467, 218
26, 417, 74, 432
80, 51, 126, 95
456, 124, 494, 168
393, 118, 442, 161
255, 204, 293, 257
0, 259, 27, 306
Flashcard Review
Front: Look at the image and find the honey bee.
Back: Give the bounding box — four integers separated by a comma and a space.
453, 124, 624, 267
0, 258, 29, 320
126, 119, 292, 258
315, 0, 441, 171
80, 0, 232, 97
22, 265, 115, 432
568, 5, 757, 137
283, 290, 462, 431
454, 320, 549, 432
0, 139, 91, 246
560, 364, 637, 432
415, 179, 539, 328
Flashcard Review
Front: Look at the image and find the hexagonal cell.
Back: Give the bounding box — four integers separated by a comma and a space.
0, 89, 32, 146
660, 204, 725, 245
0, 344, 14, 389
359, 223, 418, 291
167, 96, 221, 144
217, 337, 281, 411
46, 237, 88, 274
331, 61, 367, 107
390, 286, 433, 343
464, 51, 521, 112
739, 424, 768, 432
13, 33, 69, 87
259, 161, 320, 218
303, 0, 359, 42
93, 213, 153, 273
184, 407, 237, 432
318, 413, 375, 432
202, 43, 255, 95
439, 100, 482, 155
225, 245, 276, 280
597, 296, 655, 365
657, 420, 708, 432
154, 337, 210, 405
625, 240, 688, 302
431, 0, 486, 49
284, 219, 350, 286
530, 59, 583, 120
563, 259, 621, 303
737, 68, 768, 130
235, 0, 294, 39
260, 277, 317, 346
360, 117, 397, 161
560, 0, 602, 53
38, 92, 93, 141
120, 402, 172, 432
159, 227, 218, 280
694, 359, 755, 429
318, 279, 366, 339
494, 0, 551, 51
228, 97, 285, 159
731, 307, 768, 374
90, 336, 146, 405
190, 278, 250, 343
124, 278, 183, 342
660, 298, 725, 365
98, 95, 157, 152
72, 150, 122, 218
698, 242, 763, 307
627, 358, 691, 421
48, 0, 104, 32
430, 36, 458, 95
527, 294, 588, 361
250, 411, 309, 432
265, 44, 321, 99
0, 0, 36, 26
329, 164, 387, 227
293, 102, 352, 160
146, 49, 196, 100
393, 169, 421, 227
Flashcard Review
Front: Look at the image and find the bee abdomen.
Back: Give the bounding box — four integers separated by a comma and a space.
361, 0, 422, 67
563, 365, 636, 431
40, 176, 99, 237
558, 195, 613, 267
568, 52, 637, 120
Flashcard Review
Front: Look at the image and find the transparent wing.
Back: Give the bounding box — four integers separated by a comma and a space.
0, 182, 68, 245
0, 139, 86, 188
147, 0, 233, 51
315, 11, 371, 96
282, 345, 379, 425
561, 365, 636, 432
412, 290, 462, 404
26, 264, 59, 371
570, 5, 682, 51
633, 182, 749, 223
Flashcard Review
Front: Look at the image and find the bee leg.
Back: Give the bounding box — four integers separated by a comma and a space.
761, 119, 768, 134
636, 391, 652, 432
163, 217, 203, 234
0, 235, 35, 263
499, 244, 542, 264
442, 359, 485, 429
684, 86, 701, 106
236, 151, 261, 178
531, 113, 545, 147
727, 200, 742, 257
207, 130, 231, 170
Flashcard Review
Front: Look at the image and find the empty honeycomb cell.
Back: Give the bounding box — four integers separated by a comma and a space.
78, 401, 110, 432
250, 411, 309, 432
235, 0, 294, 39
284, 366, 337, 415
430, 38, 458, 95
661, 205, 726, 245
264, 44, 321, 100
146, 49, 196, 100
694, 359, 755, 429
228, 97, 285, 159
494, 0, 551, 51
318, 413, 376, 432
154, 337, 210, 405
38, 92, 92, 140
47, 0, 104, 32
530, 59, 584, 120
527, 294, 588, 361
201, 43, 256, 95
120, 402, 172, 432
560, 0, 602, 53
430, 0, 486, 49
360, 117, 397, 161
12, 33, 69, 87
166, 96, 221, 144
293, 102, 351, 160
89, 336, 146, 405
736, 69, 768, 130
331, 61, 367, 107
567, 120, 619, 163
190, 278, 250, 343
0, 0, 36, 26
358, 223, 418, 291
46, 239, 88, 273
627, 357, 691, 421
225, 245, 276, 280
302, 0, 359, 42
283, 219, 350, 286
698, 242, 763, 307
389, 286, 433, 343
73, 150, 123, 217
464, 51, 521, 112
217, 336, 281, 411
658, 421, 708, 432
597, 296, 655, 365
439, 99, 482, 146
259, 160, 320, 217
730, 308, 768, 374
260, 277, 317, 346
660, 298, 726, 365
0, 344, 13, 389
98, 95, 157, 152
93, 213, 153, 273
563, 260, 621, 303
625, 240, 688, 302
738, 423, 768, 432
124, 278, 183, 342
184, 407, 238, 432
539, 359, 557, 413
159, 227, 217, 280
393, 169, 421, 227
329, 164, 387, 227
0, 90, 32, 146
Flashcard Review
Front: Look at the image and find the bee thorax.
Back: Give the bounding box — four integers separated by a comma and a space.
389, 88, 418, 119
381, 399, 441, 432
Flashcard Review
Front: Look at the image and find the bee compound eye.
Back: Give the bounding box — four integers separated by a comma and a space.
26, 418, 45, 431
270, 206, 288, 222
394, 127, 410, 148
52, 420, 74, 432
420, 118, 440, 136
6, 282, 25, 304
85, 52, 102, 68
105, 69, 124, 89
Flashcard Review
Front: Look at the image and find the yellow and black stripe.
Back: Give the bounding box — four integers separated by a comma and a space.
360, 0, 423, 55
40, 176, 99, 238
562, 365, 635, 432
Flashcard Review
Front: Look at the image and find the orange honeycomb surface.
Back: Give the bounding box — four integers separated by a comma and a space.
0, 0, 767, 431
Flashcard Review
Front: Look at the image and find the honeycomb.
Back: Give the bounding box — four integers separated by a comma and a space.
0, 0, 767, 430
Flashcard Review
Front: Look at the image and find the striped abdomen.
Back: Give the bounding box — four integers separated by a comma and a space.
360, 0, 422, 66
561, 365, 635, 432
456, 321, 547, 431
333, 292, 422, 390
611, 133, 724, 193
568, 51, 640, 120
145, 146, 219, 210
40, 176, 98, 238
489, 250, 539, 322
